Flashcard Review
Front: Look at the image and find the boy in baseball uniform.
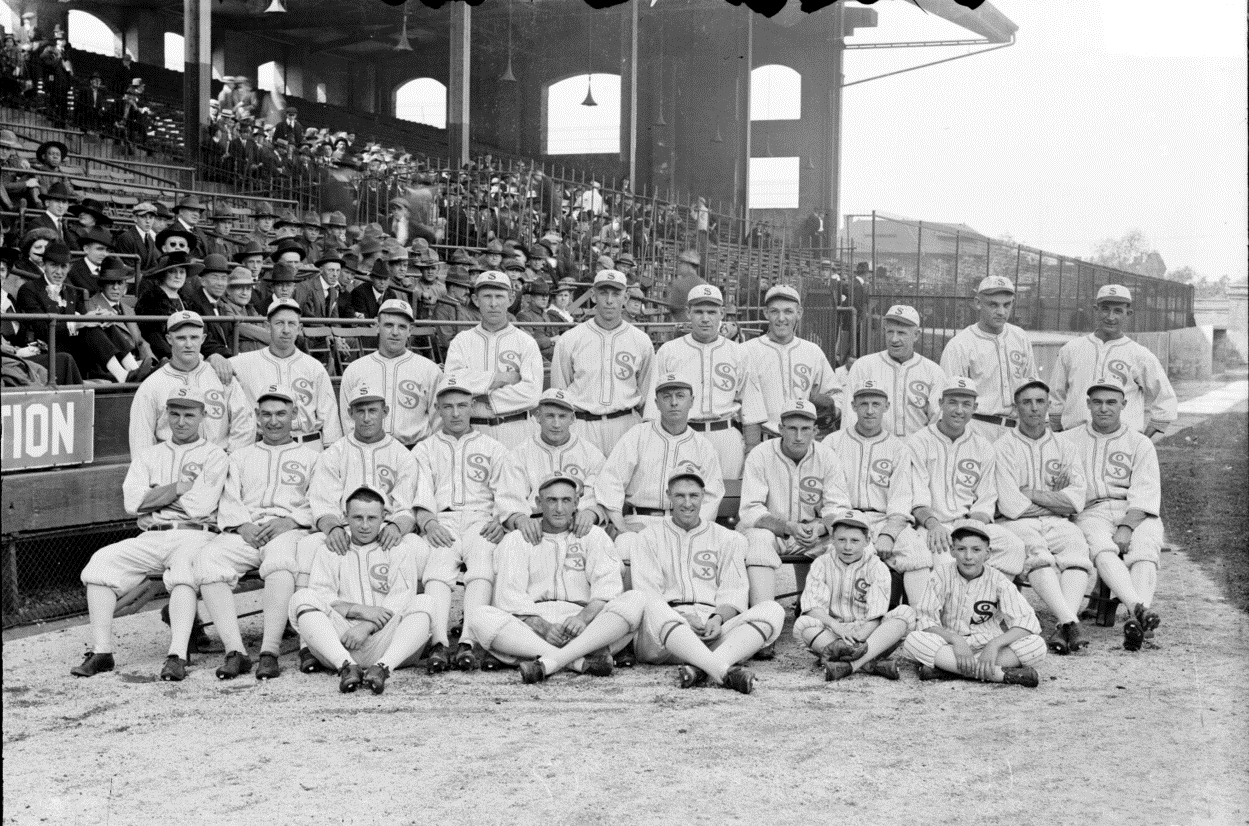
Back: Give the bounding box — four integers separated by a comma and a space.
994, 378, 1093, 655
903, 524, 1045, 687
73, 388, 229, 679
840, 304, 945, 437
290, 487, 441, 695
469, 475, 645, 683
792, 516, 917, 681
1062, 377, 1163, 651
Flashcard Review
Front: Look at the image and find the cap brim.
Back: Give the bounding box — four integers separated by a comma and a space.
950, 525, 991, 543
257, 393, 295, 404
165, 399, 205, 409
348, 394, 386, 407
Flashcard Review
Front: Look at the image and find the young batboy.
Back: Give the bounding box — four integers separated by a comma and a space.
792, 516, 916, 681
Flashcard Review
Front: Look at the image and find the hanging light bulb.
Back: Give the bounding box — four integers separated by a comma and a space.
500, 0, 517, 82
582, 75, 597, 107
394, 9, 413, 51
581, 22, 596, 106
263, 0, 287, 12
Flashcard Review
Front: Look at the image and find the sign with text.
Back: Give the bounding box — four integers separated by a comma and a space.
1, 388, 95, 471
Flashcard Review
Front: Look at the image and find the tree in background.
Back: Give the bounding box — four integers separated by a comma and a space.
1090, 229, 1167, 279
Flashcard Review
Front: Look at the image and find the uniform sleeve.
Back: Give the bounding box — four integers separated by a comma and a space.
179, 448, 229, 520
633, 331, 656, 411
698, 447, 726, 523
595, 431, 639, 514
549, 330, 574, 390
969, 450, 998, 522
914, 565, 947, 630
907, 440, 933, 511
128, 381, 160, 456
316, 369, 343, 444
925, 363, 947, 427
577, 443, 607, 515
388, 449, 420, 531
409, 445, 438, 514
997, 574, 1041, 634
800, 555, 832, 615
992, 442, 1032, 521
1048, 344, 1072, 422
492, 533, 540, 616
1057, 441, 1087, 514
713, 532, 750, 614
737, 359, 768, 426
884, 449, 915, 518
494, 449, 533, 522
225, 379, 257, 453
812, 348, 841, 399
622, 532, 664, 597
121, 452, 153, 516
443, 335, 493, 396
216, 453, 252, 529
309, 448, 344, 526
306, 548, 341, 606
488, 334, 542, 413
822, 452, 853, 515
863, 559, 891, 621
1127, 438, 1162, 515
938, 335, 970, 379
1140, 351, 1178, 431
584, 530, 624, 602
735, 449, 771, 530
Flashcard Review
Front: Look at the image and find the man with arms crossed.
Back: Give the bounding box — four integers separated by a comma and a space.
841, 304, 944, 436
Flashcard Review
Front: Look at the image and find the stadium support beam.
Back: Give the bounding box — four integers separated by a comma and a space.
182, 0, 211, 167
448, 3, 472, 167
734, 5, 752, 220
823, 3, 844, 248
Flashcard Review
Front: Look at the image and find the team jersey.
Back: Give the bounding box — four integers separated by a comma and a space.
801, 551, 891, 623
823, 427, 914, 518
1060, 423, 1161, 514
992, 428, 1087, 520
338, 350, 442, 447
840, 351, 945, 437
916, 558, 1042, 637
907, 423, 999, 523
625, 517, 748, 615
129, 361, 255, 455
495, 434, 605, 522
228, 348, 342, 444
492, 527, 622, 621
1048, 334, 1178, 433
216, 440, 318, 530
737, 440, 851, 529
444, 324, 542, 418
122, 437, 228, 530
646, 335, 767, 425
411, 429, 506, 517
306, 540, 420, 613
939, 323, 1037, 417
550, 318, 654, 415
308, 433, 423, 532
740, 334, 840, 435
597, 421, 724, 521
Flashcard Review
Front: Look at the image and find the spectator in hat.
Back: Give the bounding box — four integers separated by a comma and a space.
31, 139, 68, 189
664, 250, 706, 326
152, 201, 174, 234
321, 211, 349, 249
79, 71, 111, 133
263, 261, 308, 304
15, 228, 57, 283
272, 210, 303, 245
350, 258, 402, 320
273, 107, 303, 147
25, 180, 75, 243
432, 265, 478, 357
173, 195, 211, 258
220, 267, 269, 353
515, 277, 556, 362
84, 260, 155, 381
411, 248, 446, 319
247, 202, 278, 248
66, 197, 112, 251
112, 202, 160, 277
1, 128, 40, 210
388, 197, 434, 248
205, 205, 239, 259
547, 278, 577, 325
13, 240, 98, 380
67, 227, 115, 294
299, 211, 324, 263
135, 252, 201, 360
181, 253, 236, 359
303, 247, 347, 320
114, 82, 151, 155
270, 237, 307, 268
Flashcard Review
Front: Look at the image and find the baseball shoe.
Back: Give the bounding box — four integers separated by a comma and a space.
721, 666, 756, 695
752, 642, 776, 661
452, 642, 480, 671
823, 661, 853, 682
480, 651, 507, 671
1003, 666, 1040, 688
362, 664, 390, 695
1134, 603, 1161, 632
298, 647, 323, 674
918, 664, 959, 681
337, 661, 364, 693
70, 651, 115, 678
1046, 626, 1070, 655
425, 642, 450, 675
215, 651, 253, 680
676, 664, 707, 689
821, 639, 868, 663
255, 652, 281, 681
1123, 617, 1145, 651
614, 642, 637, 668
160, 654, 187, 682
519, 659, 547, 684
583, 648, 614, 677
1062, 621, 1088, 653
159, 605, 213, 656
861, 658, 900, 681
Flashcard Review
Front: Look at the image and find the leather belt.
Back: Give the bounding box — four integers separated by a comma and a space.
688, 418, 738, 433
623, 504, 665, 516
971, 413, 1017, 427
575, 408, 636, 422
470, 411, 530, 427
147, 523, 220, 533
294, 431, 322, 443
669, 601, 715, 608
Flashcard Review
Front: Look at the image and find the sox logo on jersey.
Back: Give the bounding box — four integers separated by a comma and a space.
1009, 350, 1030, 378
564, 544, 587, 571
614, 351, 638, 381
800, 476, 824, 506
792, 363, 812, 394
1106, 359, 1131, 386
292, 377, 314, 407
182, 462, 203, 482
1044, 458, 1064, 488
203, 388, 226, 420
908, 380, 932, 411
1105, 452, 1132, 482
369, 562, 390, 594
713, 362, 736, 392
971, 600, 998, 625
853, 578, 870, 604
280, 460, 308, 487
465, 453, 491, 483
375, 465, 396, 494
870, 458, 893, 489
956, 459, 983, 491
692, 549, 719, 580
397, 380, 423, 409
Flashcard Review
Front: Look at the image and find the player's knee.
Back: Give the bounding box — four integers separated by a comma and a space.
288, 588, 327, 628
884, 604, 917, 633
746, 601, 785, 644
605, 590, 646, 630
1010, 634, 1047, 667
466, 605, 511, 648
792, 614, 822, 643
902, 630, 941, 667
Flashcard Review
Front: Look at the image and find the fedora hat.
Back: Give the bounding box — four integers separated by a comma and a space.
96, 261, 134, 284
232, 240, 266, 262
147, 251, 203, 280
200, 253, 233, 275
0, 129, 23, 150
43, 181, 76, 202
154, 225, 197, 250
35, 140, 69, 162
174, 194, 206, 212
76, 227, 115, 249
263, 261, 305, 283
251, 201, 278, 219
68, 197, 112, 227
269, 238, 307, 262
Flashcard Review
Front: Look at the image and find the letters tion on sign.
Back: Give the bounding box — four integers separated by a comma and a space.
1, 388, 95, 470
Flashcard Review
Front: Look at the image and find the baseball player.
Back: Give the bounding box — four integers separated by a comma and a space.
994, 378, 1093, 655
907, 377, 1027, 578
290, 487, 441, 695
903, 524, 1045, 687
645, 284, 767, 479
443, 270, 542, 445
468, 474, 646, 683
792, 516, 917, 681
411, 377, 509, 671
741, 284, 842, 439
338, 298, 442, 447
550, 269, 655, 458
192, 384, 318, 680
620, 472, 784, 695
823, 381, 932, 605
496, 388, 607, 545
1062, 377, 1163, 651
228, 298, 341, 449
72, 388, 229, 679
129, 310, 255, 455
939, 275, 1037, 441
840, 304, 945, 437
1048, 284, 1178, 438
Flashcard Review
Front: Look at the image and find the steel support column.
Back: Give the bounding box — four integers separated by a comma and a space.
183, 0, 211, 166
448, 4, 472, 166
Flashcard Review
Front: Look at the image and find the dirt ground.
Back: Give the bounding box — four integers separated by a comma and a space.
5, 413, 1248, 826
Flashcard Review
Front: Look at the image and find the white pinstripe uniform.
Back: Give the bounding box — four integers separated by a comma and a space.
939, 323, 1037, 440
468, 527, 645, 664
443, 324, 542, 445
495, 433, 606, 525
993, 428, 1093, 573
596, 421, 725, 559
907, 423, 1026, 576
129, 362, 255, 455
550, 318, 654, 457
229, 348, 342, 449
824, 428, 930, 573
737, 439, 852, 570
1049, 334, 1178, 434
338, 351, 442, 447
903, 558, 1046, 668
840, 352, 946, 437
792, 552, 917, 645
412, 429, 508, 584
1062, 423, 1165, 566
81, 437, 228, 595
741, 335, 840, 437
622, 518, 785, 664
194, 440, 319, 588
646, 335, 767, 478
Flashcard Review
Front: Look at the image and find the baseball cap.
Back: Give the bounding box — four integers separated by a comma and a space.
1087, 376, 1127, 396
537, 388, 577, 413
257, 383, 295, 404
266, 297, 302, 317
536, 473, 582, 495
474, 270, 511, 292
942, 377, 978, 397
347, 382, 385, 408
976, 275, 1016, 295
829, 515, 871, 534
764, 285, 801, 305
950, 523, 991, 544
667, 469, 705, 489
378, 298, 416, 322
435, 375, 474, 399
883, 304, 921, 327
165, 385, 206, 410
166, 310, 205, 332
852, 380, 889, 400
654, 373, 693, 393
1013, 377, 1050, 398
779, 399, 817, 421
687, 284, 723, 307
593, 269, 627, 290
1096, 284, 1133, 304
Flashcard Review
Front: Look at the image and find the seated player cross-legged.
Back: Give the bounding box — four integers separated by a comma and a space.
792, 516, 917, 682
903, 524, 1046, 688
289, 487, 441, 695
468, 475, 645, 683
620, 472, 785, 695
